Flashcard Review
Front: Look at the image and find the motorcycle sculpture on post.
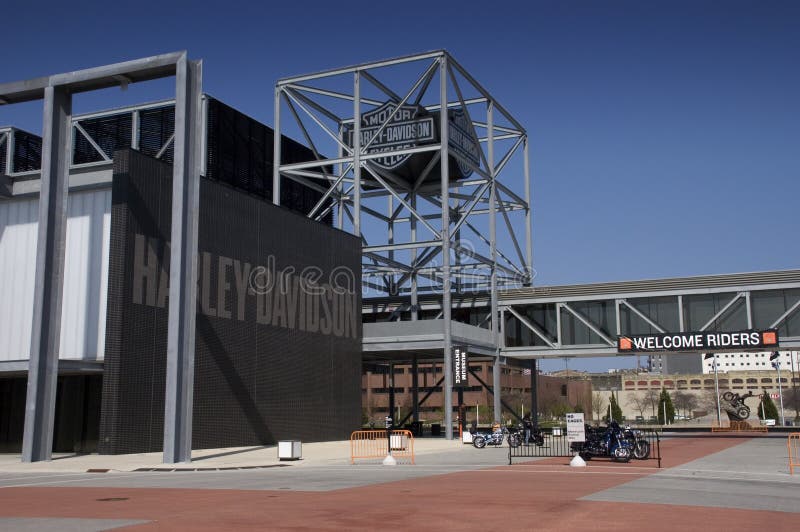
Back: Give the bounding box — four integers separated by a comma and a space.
570, 421, 636, 462
720, 391, 755, 421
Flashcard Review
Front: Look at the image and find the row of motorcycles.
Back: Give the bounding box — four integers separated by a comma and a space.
470, 421, 651, 463
570, 421, 651, 463
471, 423, 545, 449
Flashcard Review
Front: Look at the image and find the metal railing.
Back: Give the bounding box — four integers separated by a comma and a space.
509, 427, 661, 468
0, 99, 181, 179
350, 429, 415, 465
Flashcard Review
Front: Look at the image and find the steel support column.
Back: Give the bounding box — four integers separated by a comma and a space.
353, 71, 362, 236
523, 136, 532, 285
493, 349, 501, 422
272, 86, 282, 206
389, 363, 396, 425
488, 100, 502, 424
412, 356, 419, 422
440, 57, 454, 439
163, 58, 203, 464
530, 359, 538, 429
21, 85, 72, 463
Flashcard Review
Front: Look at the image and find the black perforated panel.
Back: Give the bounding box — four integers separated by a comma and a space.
99, 150, 361, 454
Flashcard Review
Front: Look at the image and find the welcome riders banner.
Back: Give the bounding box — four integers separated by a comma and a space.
618, 329, 779, 353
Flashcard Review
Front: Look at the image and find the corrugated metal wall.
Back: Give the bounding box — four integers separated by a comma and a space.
0, 189, 111, 362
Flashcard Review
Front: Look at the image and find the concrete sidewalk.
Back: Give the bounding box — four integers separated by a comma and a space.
0, 437, 469, 473
1, 436, 798, 531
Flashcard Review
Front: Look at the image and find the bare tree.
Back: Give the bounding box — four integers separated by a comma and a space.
673, 391, 700, 418
644, 389, 660, 417
592, 392, 605, 421
626, 392, 648, 419
696, 389, 719, 417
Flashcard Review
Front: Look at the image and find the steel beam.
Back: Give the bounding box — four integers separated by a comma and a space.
560, 302, 615, 346
163, 57, 203, 464
353, 71, 361, 236
523, 137, 533, 283
21, 85, 72, 463
620, 299, 667, 333
272, 87, 282, 206
770, 297, 800, 329
506, 306, 556, 348
276, 50, 445, 86
699, 292, 743, 332
440, 57, 454, 440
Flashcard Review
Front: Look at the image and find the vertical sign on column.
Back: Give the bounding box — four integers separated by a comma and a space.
453, 345, 469, 387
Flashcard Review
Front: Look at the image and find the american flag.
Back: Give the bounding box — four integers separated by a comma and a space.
522, 368, 531, 376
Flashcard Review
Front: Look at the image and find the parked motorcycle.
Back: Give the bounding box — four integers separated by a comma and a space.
507, 423, 545, 447
570, 421, 633, 462
472, 427, 519, 449
622, 425, 650, 460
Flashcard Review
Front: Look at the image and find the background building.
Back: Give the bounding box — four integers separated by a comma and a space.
362, 362, 593, 427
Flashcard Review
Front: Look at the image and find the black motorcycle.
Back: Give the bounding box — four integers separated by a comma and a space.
570, 422, 634, 462
507, 423, 545, 447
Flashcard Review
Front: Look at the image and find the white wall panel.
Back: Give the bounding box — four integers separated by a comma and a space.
0, 189, 111, 362
0, 199, 38, 362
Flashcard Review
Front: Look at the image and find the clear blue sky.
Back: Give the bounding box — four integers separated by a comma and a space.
2, 0, 798, 371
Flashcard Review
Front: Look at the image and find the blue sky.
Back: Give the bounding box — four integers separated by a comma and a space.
2, 0, 798, 370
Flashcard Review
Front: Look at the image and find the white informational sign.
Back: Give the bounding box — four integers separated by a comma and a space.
566, 413, 585, 443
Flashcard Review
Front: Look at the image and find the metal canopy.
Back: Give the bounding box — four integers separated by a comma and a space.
274, 51, 533, 439
363, 320, 496, 357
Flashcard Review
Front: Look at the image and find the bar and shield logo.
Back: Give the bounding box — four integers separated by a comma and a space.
348, 102, 435, 170
453, 345, 469, 387
448, 108, 480, 176
344, 101, 481, 181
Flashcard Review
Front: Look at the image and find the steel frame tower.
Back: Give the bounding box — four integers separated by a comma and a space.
273, 51, 532, 438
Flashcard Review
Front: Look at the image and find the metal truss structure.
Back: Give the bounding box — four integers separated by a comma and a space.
1, 100, 179, 197
274, 51, 532, 297
274, 51, 532, 439
363, 270, 800, 378
498, 270, 800, 359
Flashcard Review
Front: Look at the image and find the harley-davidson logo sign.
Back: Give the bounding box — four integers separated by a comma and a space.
346, 101, 481, 178
448, 108, 480, 176
350, 102, 435, 170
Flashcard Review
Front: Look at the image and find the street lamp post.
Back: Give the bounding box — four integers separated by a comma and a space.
791, 350, 799, 422
771, 352, 786, 426
705, 353, 721, 426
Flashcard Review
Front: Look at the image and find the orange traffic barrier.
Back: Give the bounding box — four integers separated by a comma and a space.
350, 430, 415, 465
789, 433, 800, 475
